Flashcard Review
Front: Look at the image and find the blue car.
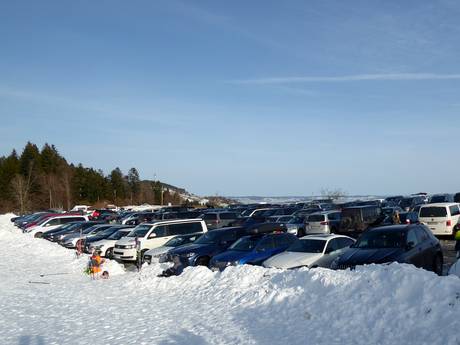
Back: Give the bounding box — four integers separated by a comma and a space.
166, 227, 248, 267
210, 232, 298, 270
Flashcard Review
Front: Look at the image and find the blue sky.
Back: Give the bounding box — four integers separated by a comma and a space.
1, 0, 460, 196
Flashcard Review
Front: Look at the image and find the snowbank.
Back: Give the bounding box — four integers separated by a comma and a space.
1, 213, 459, 345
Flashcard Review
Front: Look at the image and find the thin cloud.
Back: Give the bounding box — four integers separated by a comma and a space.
230, 73, 460, 85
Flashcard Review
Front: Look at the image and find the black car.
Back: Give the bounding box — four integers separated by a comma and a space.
332, 224, 443, 275
43, 221, 101, 241
166, 227, 248, 267
83, 225, 133, 251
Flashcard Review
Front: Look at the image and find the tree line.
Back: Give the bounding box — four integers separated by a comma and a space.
0, 142, 184, 214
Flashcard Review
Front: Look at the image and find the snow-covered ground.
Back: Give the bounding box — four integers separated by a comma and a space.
1, 214, 460, 345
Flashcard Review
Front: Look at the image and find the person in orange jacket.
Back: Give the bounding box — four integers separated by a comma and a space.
89, 250, 105, 279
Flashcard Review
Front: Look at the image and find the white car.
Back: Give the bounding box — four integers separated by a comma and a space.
142, 232, 202, 264
263, 234, 355, 269
305, 211, 341, 235
418, 203, 460, 236
87, 228, 133, 258
113, 219, 207, 262
26, 215, 89, 238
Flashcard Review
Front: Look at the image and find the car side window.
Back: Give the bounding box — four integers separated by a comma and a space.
449, 205, 460, 216
338, 238, 354, 248
328, 213, 340, 221
151, 225, 168, 238
406, 229, 419, 246
257, 237, 275, 251
325, 239, 340, 253
46, 218, 61, 226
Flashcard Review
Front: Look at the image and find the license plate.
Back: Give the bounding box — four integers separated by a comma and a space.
427, 222, 437, 225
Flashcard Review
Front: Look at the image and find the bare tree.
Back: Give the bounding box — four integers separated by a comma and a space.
11, 171, 33, 214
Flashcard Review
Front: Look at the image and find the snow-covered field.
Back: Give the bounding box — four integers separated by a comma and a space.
1, 214, 460, 345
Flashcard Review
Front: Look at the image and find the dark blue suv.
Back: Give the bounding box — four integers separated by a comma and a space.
166, 227, 248, 267
210, 232, 298, 271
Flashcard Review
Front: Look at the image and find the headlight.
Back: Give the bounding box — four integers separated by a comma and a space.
231, 261, 239, 266
185, 252, 195, 258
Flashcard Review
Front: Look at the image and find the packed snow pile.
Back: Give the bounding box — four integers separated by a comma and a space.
1, 214, 459, 345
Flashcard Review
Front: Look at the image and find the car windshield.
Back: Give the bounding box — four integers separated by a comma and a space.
420, 207, 447, 217
354, 230, 405, 249
288, 239, 326, 253
63, 223, 83, 231
108, 230, 130, 240
96, 227, 118, 237
229, 236, 260, 252
127, 225, 151, 238
194, 231, 225, 245
83, 226, 108, 234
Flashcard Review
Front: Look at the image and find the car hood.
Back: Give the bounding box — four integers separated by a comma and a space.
115, 237, 136, 246
212, 250, 250, 263
144, 246, 172, 257
337, 247, 405, 266
170, 243, 216, 255
264, 251, 323, 269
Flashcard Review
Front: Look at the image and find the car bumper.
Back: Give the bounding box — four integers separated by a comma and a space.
113, 248, 137, 261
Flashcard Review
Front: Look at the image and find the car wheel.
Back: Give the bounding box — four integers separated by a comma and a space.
34, 232, 43, 238
433, 254, 443, 276
196, 257, 209, 267
105, 248, 113, 259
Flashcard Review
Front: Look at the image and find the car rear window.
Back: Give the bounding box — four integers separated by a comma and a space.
219, 213, 237, 220
420, 207, 447, 218
203, 214, 218, 220
308, 214, 326, 222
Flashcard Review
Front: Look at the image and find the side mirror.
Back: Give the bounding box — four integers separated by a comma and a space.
148, 232, 157, 239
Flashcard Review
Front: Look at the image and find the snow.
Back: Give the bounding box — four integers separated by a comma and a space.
1, 213, 460, 345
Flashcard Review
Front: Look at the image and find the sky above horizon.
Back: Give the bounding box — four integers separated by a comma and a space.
1, 0, 460, 196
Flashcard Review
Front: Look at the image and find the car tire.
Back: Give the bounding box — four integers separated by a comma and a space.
196, 256, 209, 267
105, 248, 113, 259
433, 254, 443, 276
34, 232, 43, 238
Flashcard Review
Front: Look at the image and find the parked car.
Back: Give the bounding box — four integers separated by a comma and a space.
60, 224, 116, 248
165, 226, 248, 267
142, 233, 203, 264
113, 219, 207, 262
399, 196, 426, 212
201, 212, 240, 230
87, 228, 134, 258
399, 211, 419, 224
305, 211, 341, 235
337, 205, 382, 237
454, 192, 460, 203
43, 221, 101, 241
263, 234, 355, 269
418, 203, 460, 236
383, 196, 404, 207
428, 194, 454, 203
210, 232, 298, 270
25, 214, 89, 237
268, 215, 295, 223
331, 224, 443, 275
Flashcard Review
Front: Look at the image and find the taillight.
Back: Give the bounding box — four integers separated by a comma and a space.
406, 219, 410, 224
447, 220, 452, 226
320, 221, 330, 226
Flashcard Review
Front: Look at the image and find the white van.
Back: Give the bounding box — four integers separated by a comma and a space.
418, 203, 460, 236
305, 211, 341, 234
113, 219, 207, 261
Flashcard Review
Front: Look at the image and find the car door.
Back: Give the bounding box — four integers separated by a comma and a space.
414, 226, 435, 270
404, 228, 424, 268
253, 237, 276, 263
